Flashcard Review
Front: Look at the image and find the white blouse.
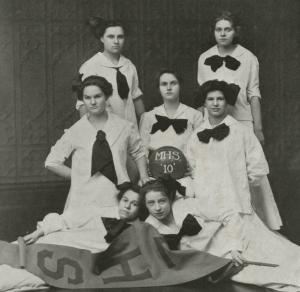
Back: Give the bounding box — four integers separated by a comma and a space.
139, 103, 203, 156
76, 52, 143, 125
45, 113, 145, 210
186, 115, 269, 218
197, 45, 261, 121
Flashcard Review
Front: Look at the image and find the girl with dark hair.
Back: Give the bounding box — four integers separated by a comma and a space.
76, 17, 145, 126
45, 76, 149, 218
197, 12, 282, 230
24, 183, 142, 249
139, 69, 203, 196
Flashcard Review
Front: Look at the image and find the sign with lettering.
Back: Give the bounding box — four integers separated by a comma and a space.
148, 146, 188, 179
0, 223, 233, 289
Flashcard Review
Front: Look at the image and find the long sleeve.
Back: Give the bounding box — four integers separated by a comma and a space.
244, 128, 269, 186
247, 56, 261, 100
45, 129, 74, 168
127, 123, 145, 161
139, 112, 152, 157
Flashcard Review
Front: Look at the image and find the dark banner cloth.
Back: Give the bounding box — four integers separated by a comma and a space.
0, 222, 233, 289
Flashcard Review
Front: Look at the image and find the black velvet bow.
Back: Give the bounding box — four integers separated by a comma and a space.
197, 123, 230, 143
101, 217, 131, 243
163, 214, 202, 250
150, 115, 188, 135
204, 55, 241, 72
114, 67, 129, 99
91, 130, 117, 184
158, 175, 186, 197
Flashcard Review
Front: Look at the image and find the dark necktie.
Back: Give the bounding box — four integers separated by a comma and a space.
150, 115, 188, 134
101, 217, 130, 243
204, 55, 241, 72
114, 67, 129, 100
197, 123, 230, 144
163, 214, 202, 250
91, 130, 117, 184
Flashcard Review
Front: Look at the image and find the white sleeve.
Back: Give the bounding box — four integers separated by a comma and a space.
186, 133, 198, 172
197, 54, 206, 86
131, 65, 143, 99
127, 123, 146, 161
244, 128, 269, 186
45, 129, 74, 168
247, 55, 261, 100
139, 112, 152, 157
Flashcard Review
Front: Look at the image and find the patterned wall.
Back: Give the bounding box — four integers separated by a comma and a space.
0, 0, 299, 188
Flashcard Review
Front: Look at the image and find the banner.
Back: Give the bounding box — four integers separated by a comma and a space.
0, 222, 234, 289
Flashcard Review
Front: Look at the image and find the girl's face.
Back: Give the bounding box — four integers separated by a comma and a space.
83, 85, 107, 116
205, 90, 227, 120
214, 19, 236, 47
159, 73, 180, 102
118, 190, 140, 221
145, 190, 171, 221
101, 26, 125, 55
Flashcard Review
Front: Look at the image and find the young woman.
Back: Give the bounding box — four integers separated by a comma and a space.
139, 69, 203, 196
46, 76, 149, 215
76, 17, 145, 125
141, 177, 300, 292
197, 12, 282, 230
23, 183, 142, 250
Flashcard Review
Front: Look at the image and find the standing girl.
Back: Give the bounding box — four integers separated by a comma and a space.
197, 11, 282, 230
76, 17, 145, 126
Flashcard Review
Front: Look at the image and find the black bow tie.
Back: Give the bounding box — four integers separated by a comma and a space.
101, 217, 131, 243
163, 214, 202, 250
91, 130, 117, 184
150, 115, 188, 135
114, 67, 129, 99
197, 123, 230, 143
204, 55, 241, 72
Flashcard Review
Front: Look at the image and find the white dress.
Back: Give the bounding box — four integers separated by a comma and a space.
146, 197, 300, 292
197, 45, 282, 230
77, 52, 143, 126
139, 103, 203, 196
45, 113, 145, 211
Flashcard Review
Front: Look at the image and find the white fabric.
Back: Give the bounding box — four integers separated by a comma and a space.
139, 103, 203, 197
239, 120, 282, 230
45, 113, 145, 210
197, 45, 261, 121
147, 198, 300, 292
187, 115, 269, 217
77, 52, 142, 125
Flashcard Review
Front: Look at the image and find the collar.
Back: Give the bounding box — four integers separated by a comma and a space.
96, 52, 130, 68
209, 44, 246, 58
153, 103, 188, 119
201, 115, 237, 130
83, 112, 127, 146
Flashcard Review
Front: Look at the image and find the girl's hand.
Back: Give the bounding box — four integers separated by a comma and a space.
24, 229, 44, 245
139, 175, 153, 186
230, 250, 245, 266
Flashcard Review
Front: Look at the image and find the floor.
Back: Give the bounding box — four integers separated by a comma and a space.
28, 279, 271, 292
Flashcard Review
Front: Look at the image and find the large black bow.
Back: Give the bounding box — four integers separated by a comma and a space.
101, 217, 131, 243
114, 67, 129, 99
197, 123, 230, 143
158, 175, 186, 197
91, 130, 117, 184
150, 115, 188, 135
163, 214, 202, 250
204, 55, 241, 72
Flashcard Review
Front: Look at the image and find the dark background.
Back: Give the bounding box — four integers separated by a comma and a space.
0, 0, 299, 242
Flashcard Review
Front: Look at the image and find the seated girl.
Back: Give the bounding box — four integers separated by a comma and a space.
141, 177, 300, 291
23, 183, 143, 251
139, 69, 203, 195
